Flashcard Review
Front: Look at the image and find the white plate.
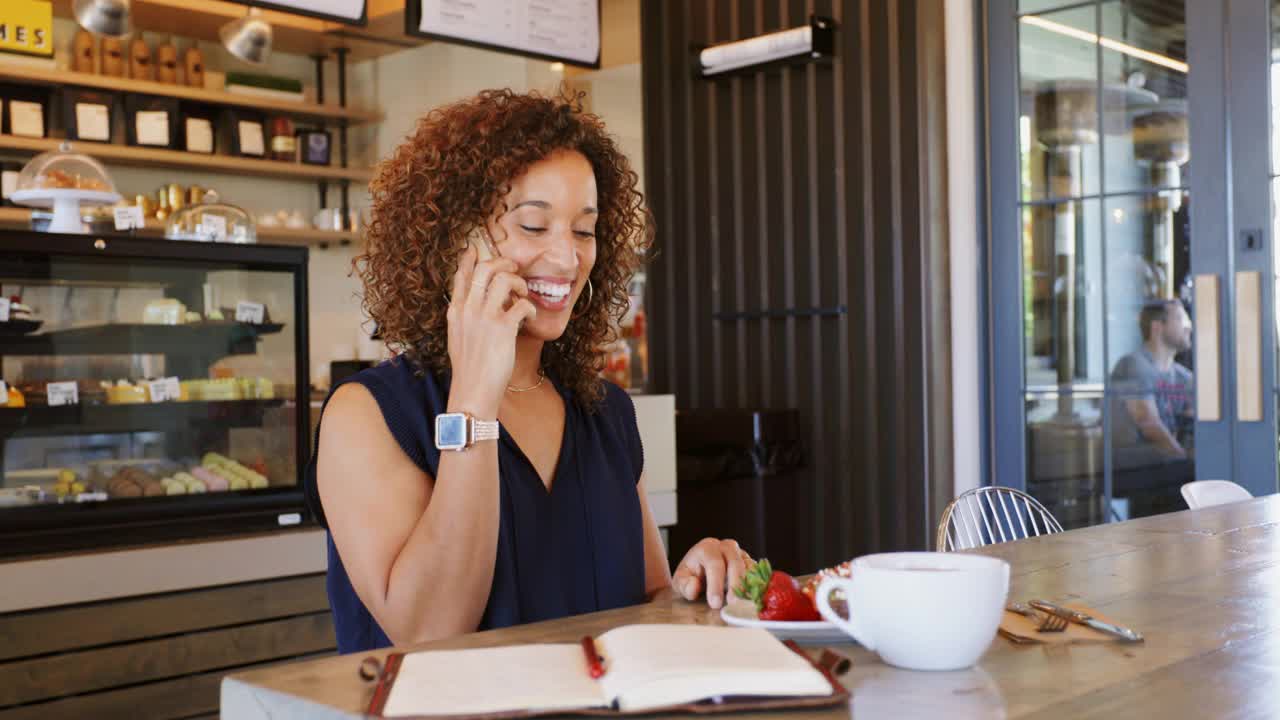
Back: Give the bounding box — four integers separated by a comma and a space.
720, 603, 855, 646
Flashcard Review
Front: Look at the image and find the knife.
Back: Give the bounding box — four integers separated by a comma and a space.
1030, 600, 1144, 643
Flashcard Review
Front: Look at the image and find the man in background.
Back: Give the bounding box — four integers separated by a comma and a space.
1109, 299, 1194, 518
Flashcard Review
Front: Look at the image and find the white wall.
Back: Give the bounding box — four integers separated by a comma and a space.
577, 63, 645, 192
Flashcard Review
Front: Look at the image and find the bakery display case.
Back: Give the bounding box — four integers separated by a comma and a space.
0, 228, 310, 558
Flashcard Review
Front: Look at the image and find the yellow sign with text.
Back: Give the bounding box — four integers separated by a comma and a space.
0, 0, 53, 57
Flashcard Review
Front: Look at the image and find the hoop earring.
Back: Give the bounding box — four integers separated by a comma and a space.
572, 278, 594, 318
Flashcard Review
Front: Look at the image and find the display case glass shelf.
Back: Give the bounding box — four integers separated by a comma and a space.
0, 229, 311, 558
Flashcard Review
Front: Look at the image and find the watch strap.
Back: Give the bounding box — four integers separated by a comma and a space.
470, 417, 500, 444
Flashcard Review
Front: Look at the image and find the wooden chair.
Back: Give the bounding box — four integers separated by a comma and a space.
1180, 480, 1252, 510
936, 486, 1065, 551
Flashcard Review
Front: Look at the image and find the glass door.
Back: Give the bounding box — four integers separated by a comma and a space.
988, 1, 1279, 526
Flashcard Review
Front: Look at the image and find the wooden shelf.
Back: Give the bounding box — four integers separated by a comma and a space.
0, 207, 358, 247
0, 64, 382, 126
0, 321, 284, 358
0, 399, 286, 439
0, 135, 372, 183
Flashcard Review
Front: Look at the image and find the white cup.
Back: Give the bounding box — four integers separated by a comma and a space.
815, 552, 1009, 671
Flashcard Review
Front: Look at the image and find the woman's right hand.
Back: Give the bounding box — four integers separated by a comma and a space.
445, 246, 537, 418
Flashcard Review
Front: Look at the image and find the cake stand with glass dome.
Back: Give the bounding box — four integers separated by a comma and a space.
8, 142, 122, 234
165, 190, 257, 244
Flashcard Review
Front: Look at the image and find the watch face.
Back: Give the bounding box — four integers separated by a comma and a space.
435, 413, 467, 450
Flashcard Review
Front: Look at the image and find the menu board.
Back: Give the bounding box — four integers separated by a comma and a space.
239, 0, 366, 24
408, 0, 600, 67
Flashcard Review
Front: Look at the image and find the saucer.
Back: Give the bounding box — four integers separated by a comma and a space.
720, 603, 855, 646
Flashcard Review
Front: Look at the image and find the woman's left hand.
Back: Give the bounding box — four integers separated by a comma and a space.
672, 538, 752, 610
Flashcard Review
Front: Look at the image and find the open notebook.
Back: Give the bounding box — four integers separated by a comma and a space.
368, 624, 847, 718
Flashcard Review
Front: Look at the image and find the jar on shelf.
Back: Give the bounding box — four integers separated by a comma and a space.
269, 116, 297, 162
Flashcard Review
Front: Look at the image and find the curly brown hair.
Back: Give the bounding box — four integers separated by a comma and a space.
356, 88, 652, 408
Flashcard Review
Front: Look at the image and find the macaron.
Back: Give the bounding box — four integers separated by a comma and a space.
193, 466, 227, 491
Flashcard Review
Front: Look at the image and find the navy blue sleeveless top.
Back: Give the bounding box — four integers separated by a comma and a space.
304, 357, 647, 654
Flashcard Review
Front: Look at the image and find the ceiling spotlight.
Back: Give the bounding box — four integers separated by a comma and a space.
73, 0, 132, 37
220, 7, 273, 65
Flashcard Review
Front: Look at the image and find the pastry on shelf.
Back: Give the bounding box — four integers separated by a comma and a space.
182, 377, 252, 401
31, 168, 110, 191
12, 379, 106, 406
0, 296, 45, 336
142, 298, 188, 325
105, 466, 158, 498
52, 469, 89, 499
0, 486, 45, 507
105, 379, 147, 404
3, 385, 24, 407
6, 297, 35, 321
162, 472, 207, 495
99, 378, 189, 404
238, 377, 275, 400
202, 452, 269, 489
192, 466, 228, 491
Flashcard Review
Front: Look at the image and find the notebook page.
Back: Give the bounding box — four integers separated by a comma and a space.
381, 643, 608, 717
595, 625, 833, 712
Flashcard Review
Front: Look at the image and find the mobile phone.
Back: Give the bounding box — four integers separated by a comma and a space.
469, 229, 500, 261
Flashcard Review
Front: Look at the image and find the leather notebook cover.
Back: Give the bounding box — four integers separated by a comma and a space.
366, 639, 849, 719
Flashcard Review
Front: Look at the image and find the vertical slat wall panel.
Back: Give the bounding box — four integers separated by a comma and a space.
642, 0, 952, 565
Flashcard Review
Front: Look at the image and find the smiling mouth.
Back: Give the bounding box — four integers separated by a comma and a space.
527, 279, 573, 309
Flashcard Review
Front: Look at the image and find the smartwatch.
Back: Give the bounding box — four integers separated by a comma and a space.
434, 412, 500, 452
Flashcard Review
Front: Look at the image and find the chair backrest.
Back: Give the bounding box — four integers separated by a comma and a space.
936, 486, 1065, 552
1180, 480, 1252, 510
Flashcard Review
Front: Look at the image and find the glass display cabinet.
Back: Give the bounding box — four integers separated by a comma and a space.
0, 229, 310, 557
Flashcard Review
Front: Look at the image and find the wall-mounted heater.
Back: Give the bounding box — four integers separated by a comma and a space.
697, 16, 836, 78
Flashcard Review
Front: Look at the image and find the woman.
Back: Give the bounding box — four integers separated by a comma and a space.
307, 89, 749, 653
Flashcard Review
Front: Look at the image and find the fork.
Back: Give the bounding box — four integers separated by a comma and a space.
1036, 612, 1068, 633
1006, 601, 1067, 633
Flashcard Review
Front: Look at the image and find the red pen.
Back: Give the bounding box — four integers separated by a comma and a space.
581, 635, 606, 678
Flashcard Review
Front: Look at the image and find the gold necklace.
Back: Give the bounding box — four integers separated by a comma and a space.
507, 371, 546, 393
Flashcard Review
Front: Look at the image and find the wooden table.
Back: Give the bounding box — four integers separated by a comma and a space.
221, 496, 1280, 719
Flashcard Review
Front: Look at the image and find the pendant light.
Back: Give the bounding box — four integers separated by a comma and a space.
220, 7, 273, 65
73, 0, 132, 37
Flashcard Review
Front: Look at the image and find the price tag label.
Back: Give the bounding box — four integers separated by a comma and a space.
0, 379, 8, 406
113, 206, 146, 231
147, 377, 181, 402
0, 296, 10, 322
235, 301, 265, 324
46, 381, 79, 407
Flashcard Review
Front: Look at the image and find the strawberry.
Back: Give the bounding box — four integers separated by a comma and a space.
733, 559, 821, 622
